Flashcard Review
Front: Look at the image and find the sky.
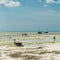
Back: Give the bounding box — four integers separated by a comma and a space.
0, 0, 60, 32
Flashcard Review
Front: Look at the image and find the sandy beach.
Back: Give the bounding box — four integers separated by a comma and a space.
0, 43, 60, 60
0, 32, 60, 60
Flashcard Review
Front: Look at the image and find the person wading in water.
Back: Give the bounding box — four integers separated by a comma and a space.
53, 36, 55, 43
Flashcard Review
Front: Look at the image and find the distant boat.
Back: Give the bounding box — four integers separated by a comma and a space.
44, 32, 48, 33
44, 28, 48, 33
38, 32, 42, 34
38, 27, 42, 34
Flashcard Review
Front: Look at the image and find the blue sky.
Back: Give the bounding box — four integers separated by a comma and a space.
0, 0, 60, 32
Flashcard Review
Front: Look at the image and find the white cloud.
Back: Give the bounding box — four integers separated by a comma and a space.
0, 0, 21, 7
46, 0, 60, 4
46, 0, 53, 3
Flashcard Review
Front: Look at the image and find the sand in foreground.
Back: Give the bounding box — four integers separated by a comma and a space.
0, 43, 60, 60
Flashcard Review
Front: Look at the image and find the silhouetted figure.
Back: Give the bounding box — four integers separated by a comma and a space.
53, 36, 55, 43
22, 33, 27, 36
9, 36, 11, 39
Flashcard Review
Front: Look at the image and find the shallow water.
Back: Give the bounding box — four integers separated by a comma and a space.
0, 32, 60, 48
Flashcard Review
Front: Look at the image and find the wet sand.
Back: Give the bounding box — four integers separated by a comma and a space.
0, 42, 60, 60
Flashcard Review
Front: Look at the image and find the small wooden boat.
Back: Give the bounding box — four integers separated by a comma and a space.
14, 39, 23, 47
